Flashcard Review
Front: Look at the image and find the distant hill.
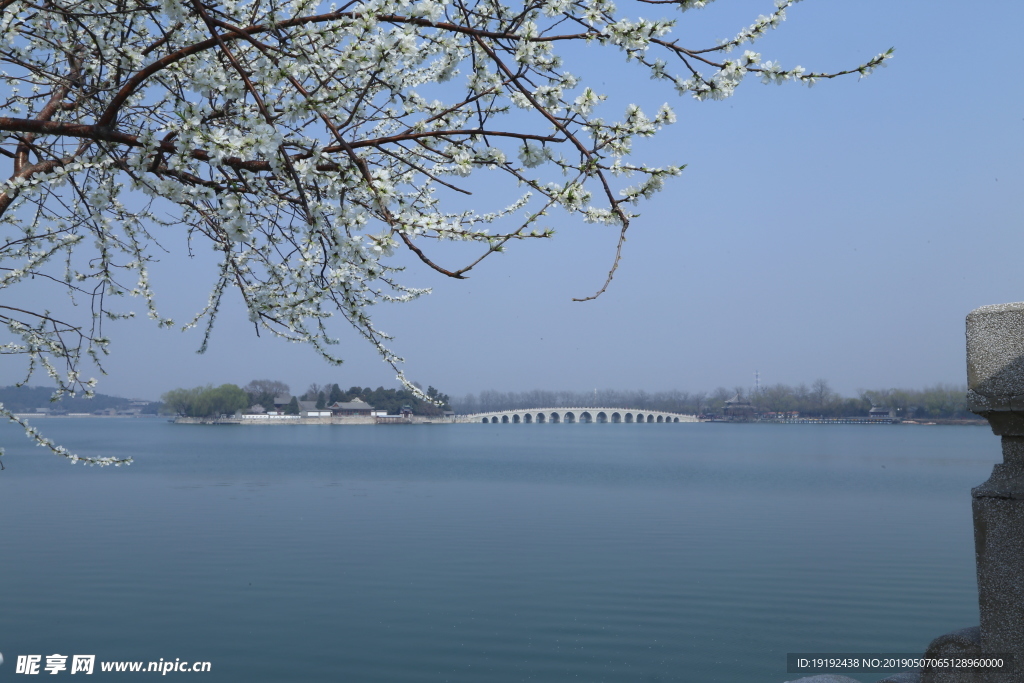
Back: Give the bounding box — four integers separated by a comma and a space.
0, 386, 159, 415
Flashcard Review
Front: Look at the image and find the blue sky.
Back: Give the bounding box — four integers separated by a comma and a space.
5, 0, 1023, 402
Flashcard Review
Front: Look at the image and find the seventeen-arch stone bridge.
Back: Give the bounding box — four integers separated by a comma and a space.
458, 408, 698, 424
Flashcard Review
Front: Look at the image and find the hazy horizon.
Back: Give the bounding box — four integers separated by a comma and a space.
1, 378, 971, 406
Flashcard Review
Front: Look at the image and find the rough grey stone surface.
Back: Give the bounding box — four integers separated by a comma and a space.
925, 626, 982, 657
784, 676, 863, 683
973, 477, 1024, 683
966, 303, 1024, 434
921, 626, 981, 683
967, 303, 1024, 400
965, 304, 1024, 682
973, 438, 1024, 500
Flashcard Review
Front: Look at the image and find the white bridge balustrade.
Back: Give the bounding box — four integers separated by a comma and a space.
456, 408, 698, 424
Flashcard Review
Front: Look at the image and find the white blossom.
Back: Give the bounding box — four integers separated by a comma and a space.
0, 0, 883, 463
518, 143, 554, 168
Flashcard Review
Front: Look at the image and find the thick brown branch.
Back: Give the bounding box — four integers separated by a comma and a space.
0, 117, 561, 172
0, 158, 70, 216
332, 129, 562, 152
98, 9, 591, 127
14, 83, 70, 174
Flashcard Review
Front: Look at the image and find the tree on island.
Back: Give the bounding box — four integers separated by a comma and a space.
317, 383, 451, 415
0, 0, 889, 464
243, 380, 290, 412
425, 386, 451, 408
162, 384, 249, 418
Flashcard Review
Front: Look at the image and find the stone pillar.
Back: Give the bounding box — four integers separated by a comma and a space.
966, 302, 1024, 683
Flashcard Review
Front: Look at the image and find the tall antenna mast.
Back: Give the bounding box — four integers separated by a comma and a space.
755, 370, 760, 394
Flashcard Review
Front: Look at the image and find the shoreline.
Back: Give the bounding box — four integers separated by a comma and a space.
12, 414, 990, 426
12, 413, 161, 419
173, 415, 449, 425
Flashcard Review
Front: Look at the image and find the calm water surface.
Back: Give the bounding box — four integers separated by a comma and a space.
0, 420, 999, 682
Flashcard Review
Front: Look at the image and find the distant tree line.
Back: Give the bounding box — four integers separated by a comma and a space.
750, 381, 971, 419
0, 386, 160, 414
451, 381, 973, 419
162, 379, 451, 417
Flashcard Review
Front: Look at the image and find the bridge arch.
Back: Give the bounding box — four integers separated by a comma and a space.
470, 408, 695, 425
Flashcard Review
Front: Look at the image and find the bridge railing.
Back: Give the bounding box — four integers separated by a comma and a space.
456, 408, 699, 423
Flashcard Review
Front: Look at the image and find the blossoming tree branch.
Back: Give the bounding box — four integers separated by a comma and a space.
0, 0, 890, 464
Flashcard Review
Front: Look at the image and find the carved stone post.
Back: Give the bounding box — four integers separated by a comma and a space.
966, 302, 1024, 682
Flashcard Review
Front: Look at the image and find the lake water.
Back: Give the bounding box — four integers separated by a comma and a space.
0, 420, 1000, 682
